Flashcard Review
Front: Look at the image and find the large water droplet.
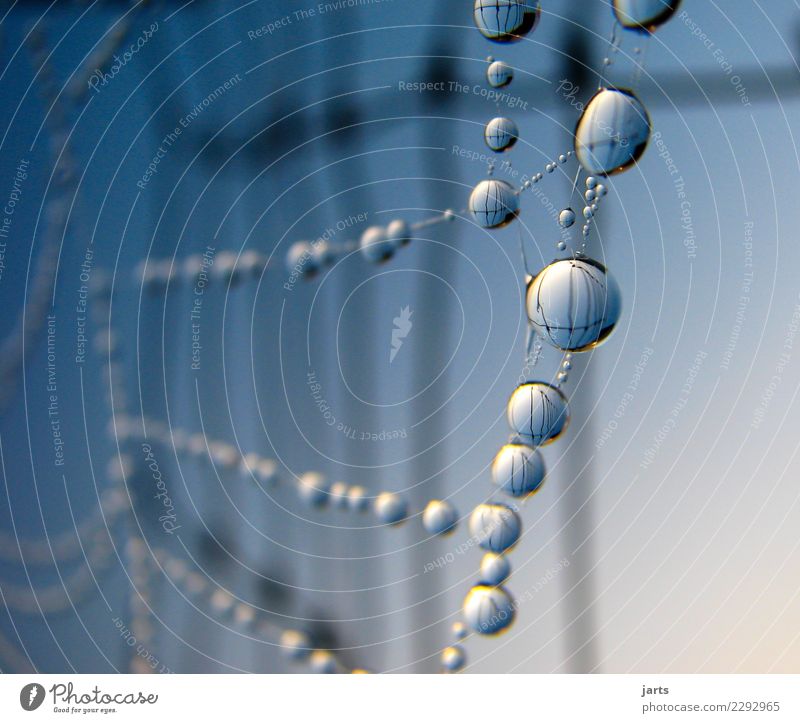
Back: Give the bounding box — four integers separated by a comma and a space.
487, 59, 514, 88
484, 116, 519, 152
506, 382, 569, 446
558, 207, 576, 228
526, 258, 622, 351
473, 0, 540, 43
613, 0, 682, 32
463, 584, 516, 635
468, 503, 521, 553
491, 443, 546, 497
574, 87, 650, 176
469, 179, 519, 228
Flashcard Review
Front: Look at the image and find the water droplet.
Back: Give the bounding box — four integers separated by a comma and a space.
329, 481, 350, 508
442, 645, 466, 672
583, 206, 594, 219
574, 87, 651, 176
557, 371, 569, 383
506, 382, 569, 445
522, 179, 531, 189
484, 116, 519, 152
487, 59, 514, 88
582, 224, 591, 237
556, 240, 567, 251
359, 225, 397, 263
443, 209, 456, 221
546, 163, 555, 173
558, 208, 576, 228
463, 584, 516, 635
280, 629, 311, 660
586, 176, 598, 189
491, 443, 546, 497
468, 503, 521, 553
480, 552, 512, 585
526, 258, 622, 351
298, 472, 330, 507
423, 499, 458, 535
473, 0, 540, 43
374, 492, 407, 525
347, 485, 369, 512
309, 650, 337, 674
386, 219, 411, 246
613, 0, 681, 32
562, 359, 572, 370
452, 621, 467, 639
585, 189, 597, 202
285, 241, 319, 279
469, 179, 519, 228
597, 183, 608, 196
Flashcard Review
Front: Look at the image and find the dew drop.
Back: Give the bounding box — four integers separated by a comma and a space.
526, 258, 622, 351
487, 59, 514, 88
491, 443, 546, 497
574, 87, 651, 176
473, 0, 541, 43
469, 179, 519, 228
442, 645, 466, 672
585, 189, 597, 202
556, 240, 567, 251
374, 492, 407, 525
423, 499, 458, 536
484, 116, 519, 152
506, 382, 569, 446
463, 584, 516, 635
297, 472, 330, 507
359, 225, 397, 263
468, 503, 521, 553
613, 0, 681, 32
480, 552, 512, 585
386, 218, 411, 246
558, 208, 575, 228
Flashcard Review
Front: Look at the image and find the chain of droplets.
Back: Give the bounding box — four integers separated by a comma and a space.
13, 6, 365, 674
441, 0, 681, 672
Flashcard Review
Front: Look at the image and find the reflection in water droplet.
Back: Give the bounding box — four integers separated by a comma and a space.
558, 208, 576, 228
526, 258, 622, 351
484, 116, 519, 152
468, 503, 521, 553
463, 584, 516, 635
473, 0, 541, 43
423, 499, 459, 535
487, 59, 514, 88
491, 443, 546, 497
506, 382, 569, 446
613, 0, 682, 32
575, 87, 650, 176
480, 552, 512, 585
469, 179, 519, 228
